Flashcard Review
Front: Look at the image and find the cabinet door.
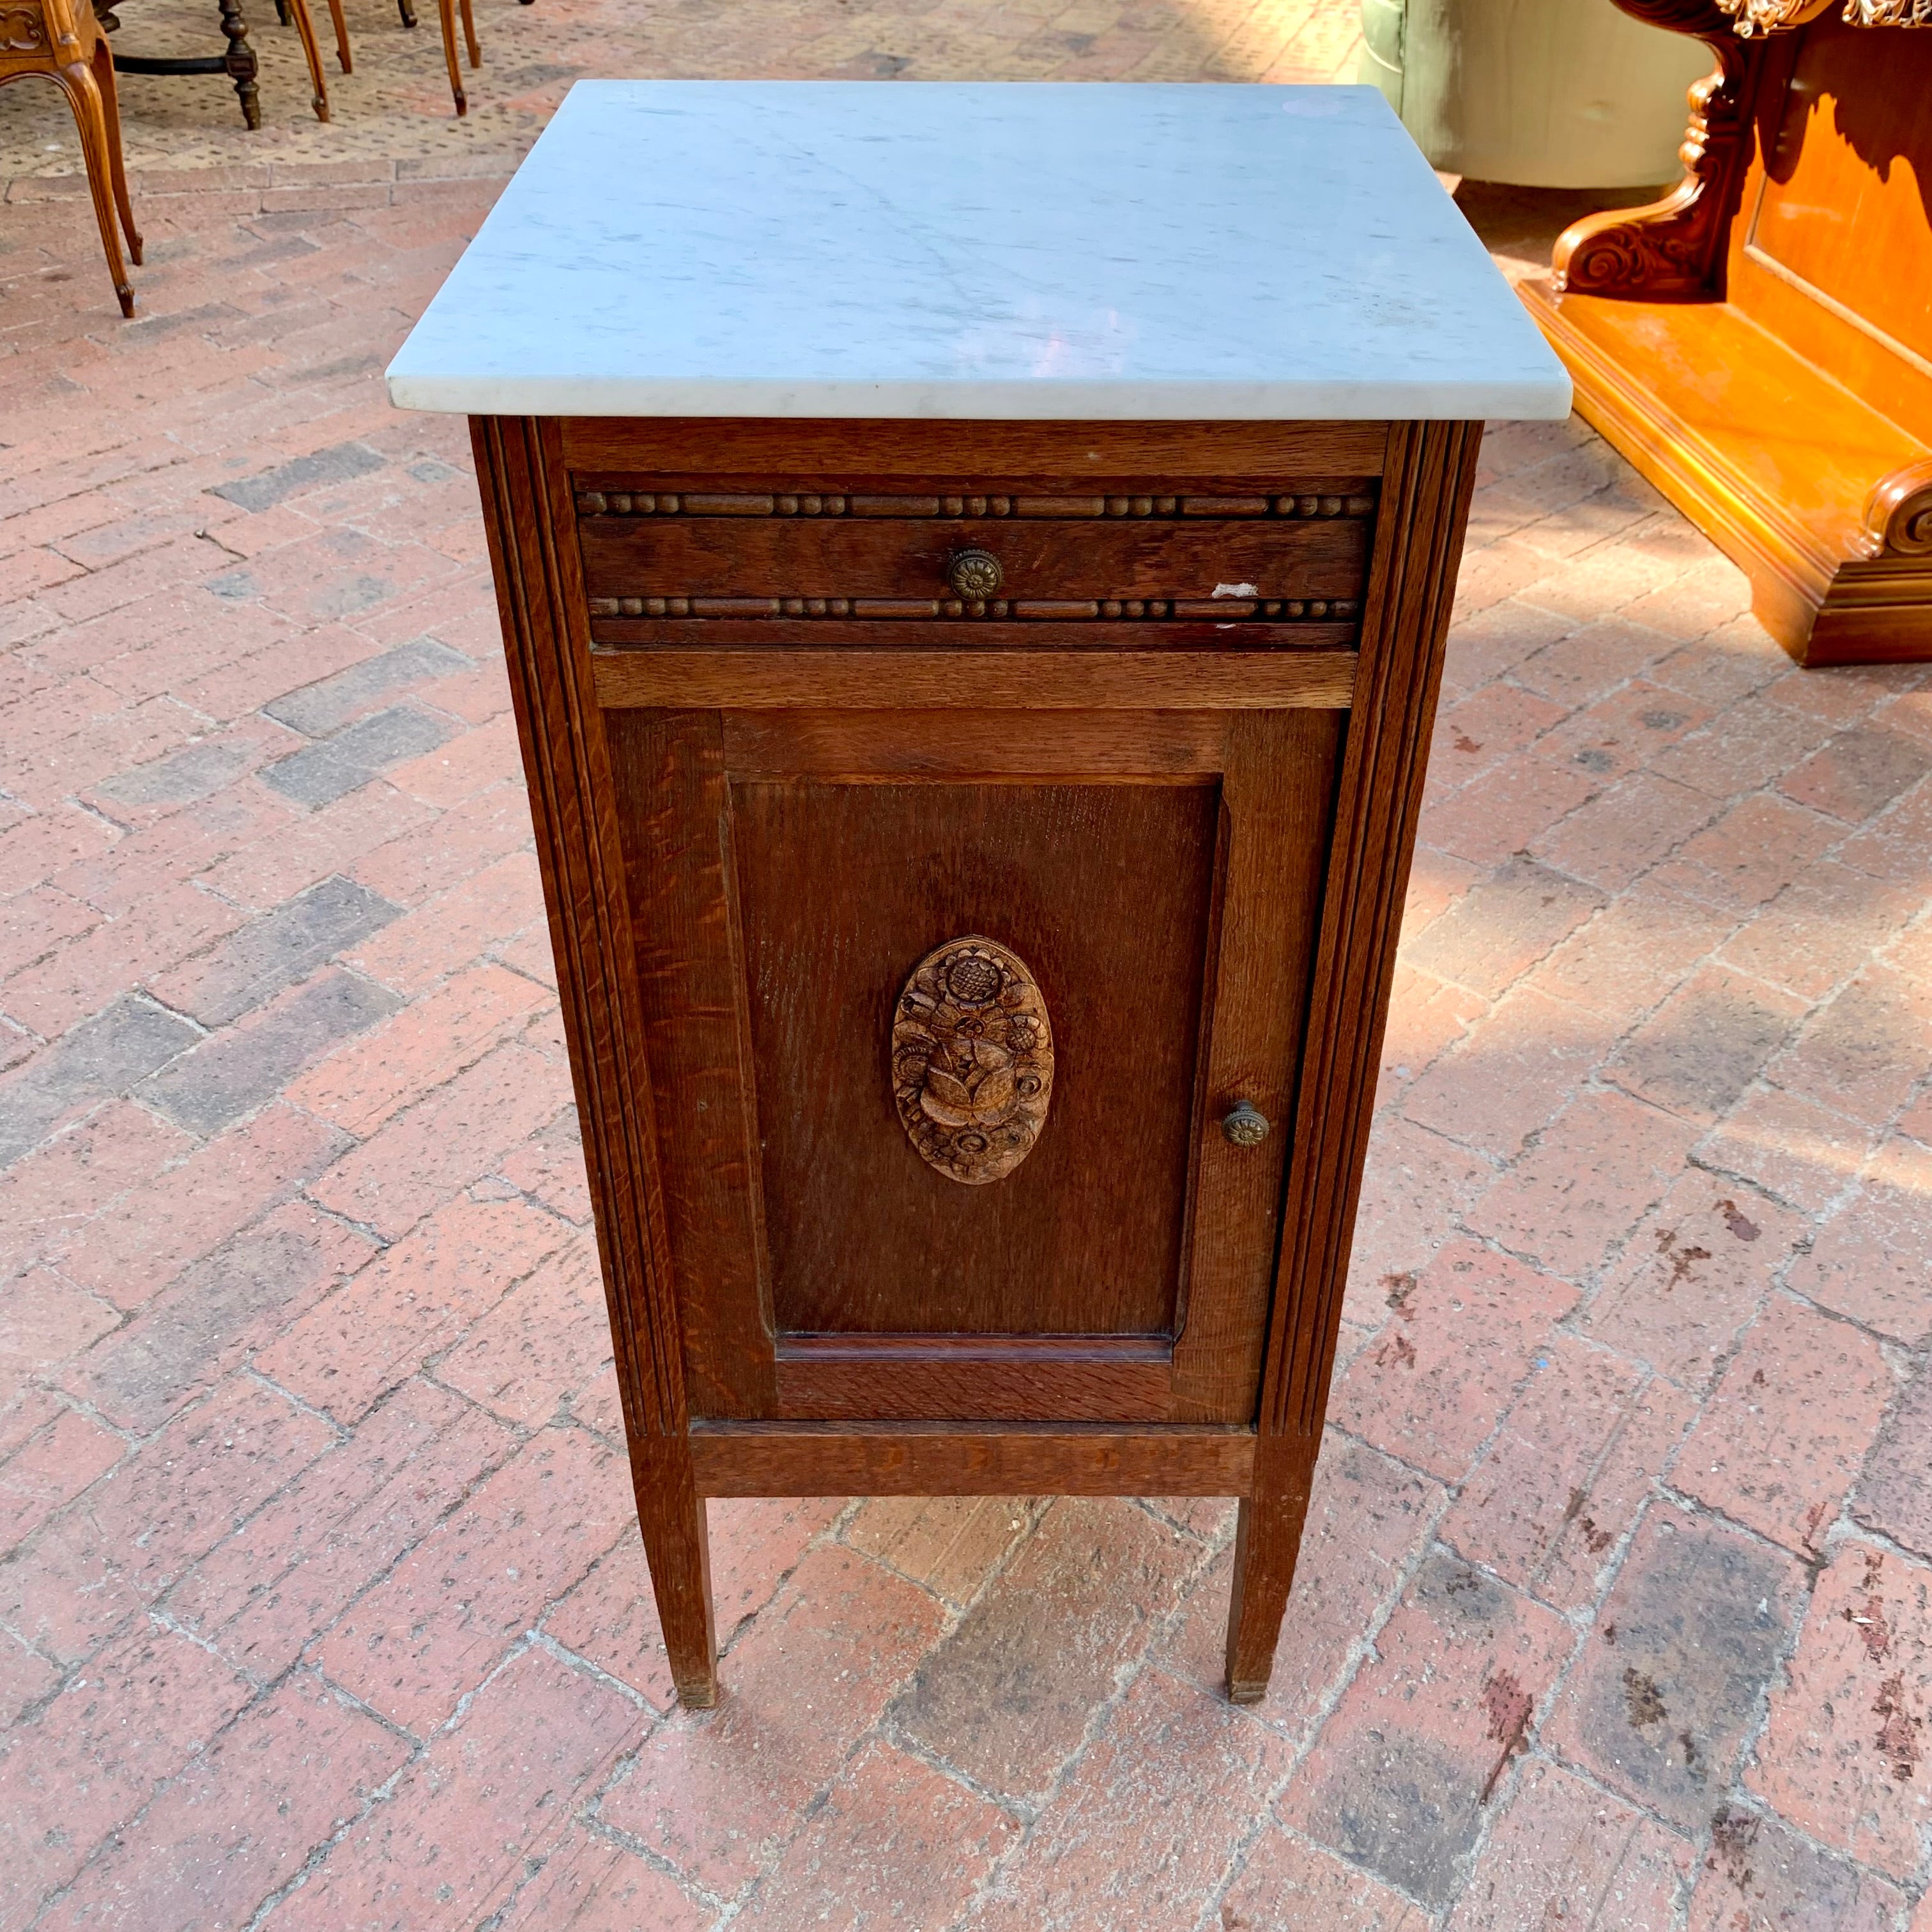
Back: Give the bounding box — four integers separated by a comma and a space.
608, 704, 1340, 1425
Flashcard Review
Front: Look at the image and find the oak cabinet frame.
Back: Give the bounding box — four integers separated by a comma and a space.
472, 412, 1481, 1707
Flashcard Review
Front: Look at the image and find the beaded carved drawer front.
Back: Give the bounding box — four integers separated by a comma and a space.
572, 477, 1377, 647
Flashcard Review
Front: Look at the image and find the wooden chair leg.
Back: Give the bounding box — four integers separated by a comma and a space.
55, 59, 135, 317
91, 38, 142, 268
458, 0, 479, 68
326, 0, 351, 71
1223, 1432, 1318, 1703
635, 1438, 719, 1707
396, 0, 416, 27
285, 0, 330, 121
435, 0, 465, 115
217, 0, 261, 129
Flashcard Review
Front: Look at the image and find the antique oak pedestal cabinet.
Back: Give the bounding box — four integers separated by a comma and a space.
388, 81, 1570, 1707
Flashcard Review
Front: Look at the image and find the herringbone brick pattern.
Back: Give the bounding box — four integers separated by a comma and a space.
3, 34, 1931, 1932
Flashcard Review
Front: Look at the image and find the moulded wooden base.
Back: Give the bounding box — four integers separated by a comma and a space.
687, 1420, 1258, 1496
1521, 275, 1932, 668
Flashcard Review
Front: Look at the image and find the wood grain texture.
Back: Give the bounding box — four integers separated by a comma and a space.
1225, 1431, 1319, 1701
721, 710, 1234, 779
1, 0, 141, 317
632, 1432, 720, 1707
1524, 278, 1932, 663
557, 417, 1390, 477
478, 410, 1481, 1706
732, 774, 1220, 1341
576, 509, 1370, 608
1531, 4, 1932, 663
774, 1336, 1173, 1423
602, 709, 776, 1420
1261, 420, 1483, 1447
689, 1420, 1256, 1496
471, 416, 716, 1699
1221, 420, 1482, 1694
590, 649, 1359, 711
1169, 708, 1341, 1422
1742, 17, 1932, 394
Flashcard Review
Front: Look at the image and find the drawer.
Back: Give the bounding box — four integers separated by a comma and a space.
573, 480, 1376, 636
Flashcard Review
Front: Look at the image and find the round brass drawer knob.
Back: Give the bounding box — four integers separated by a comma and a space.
947, 548, 1003, 600
1220, 1101, 1271, 1147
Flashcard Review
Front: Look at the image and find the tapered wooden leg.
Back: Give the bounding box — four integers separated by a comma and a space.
435, 0, 466, 115
636, 1437, 718, 1708
325, 0, 351, 70
457, 0, 479, 68
55, 60, 135, 318
286, 0, 330, 121
91, 41, 142, 268
1224, 1432, 1318, 1703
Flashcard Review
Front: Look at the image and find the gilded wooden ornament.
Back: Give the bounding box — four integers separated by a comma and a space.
1713, 0, 1832, 30
1844, 0, 1931, 22
892, 936, 1054, 1184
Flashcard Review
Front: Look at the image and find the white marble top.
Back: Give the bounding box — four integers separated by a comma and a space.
387, 82, 1571, 421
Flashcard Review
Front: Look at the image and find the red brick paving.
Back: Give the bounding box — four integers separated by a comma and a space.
1444, 1756, 1691, 1932
1279, 1550, 1574, 1910
4, 36, 1932, 1931
1747, 1546, 1932, 1880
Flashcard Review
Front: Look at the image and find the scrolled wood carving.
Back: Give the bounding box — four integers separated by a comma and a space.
891, 937, 1053, 1185
1554, 0, 1918, 301
0, 6, 49, 48
1859, 459, 1932, 558
1552, 0, 1756, 301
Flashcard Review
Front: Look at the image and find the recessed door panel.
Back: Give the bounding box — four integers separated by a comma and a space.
733, 776, 1220, 1340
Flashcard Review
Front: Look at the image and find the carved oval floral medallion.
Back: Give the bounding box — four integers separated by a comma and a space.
891, 936, 1054, 1184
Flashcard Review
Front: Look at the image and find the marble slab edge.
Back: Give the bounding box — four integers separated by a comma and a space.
385, 374, 1574, 421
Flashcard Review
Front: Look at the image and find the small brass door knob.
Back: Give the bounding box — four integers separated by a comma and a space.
946, 549, 1003, 600
1220, 1101, 1271, 1147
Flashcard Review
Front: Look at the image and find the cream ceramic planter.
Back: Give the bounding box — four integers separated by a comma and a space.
1360, 0, 1713, 188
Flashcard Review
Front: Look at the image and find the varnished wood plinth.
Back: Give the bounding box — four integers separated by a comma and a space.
1521, 1, 1932, 668
1522, 278, 1932, 666
473, 412, 1482, 1707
